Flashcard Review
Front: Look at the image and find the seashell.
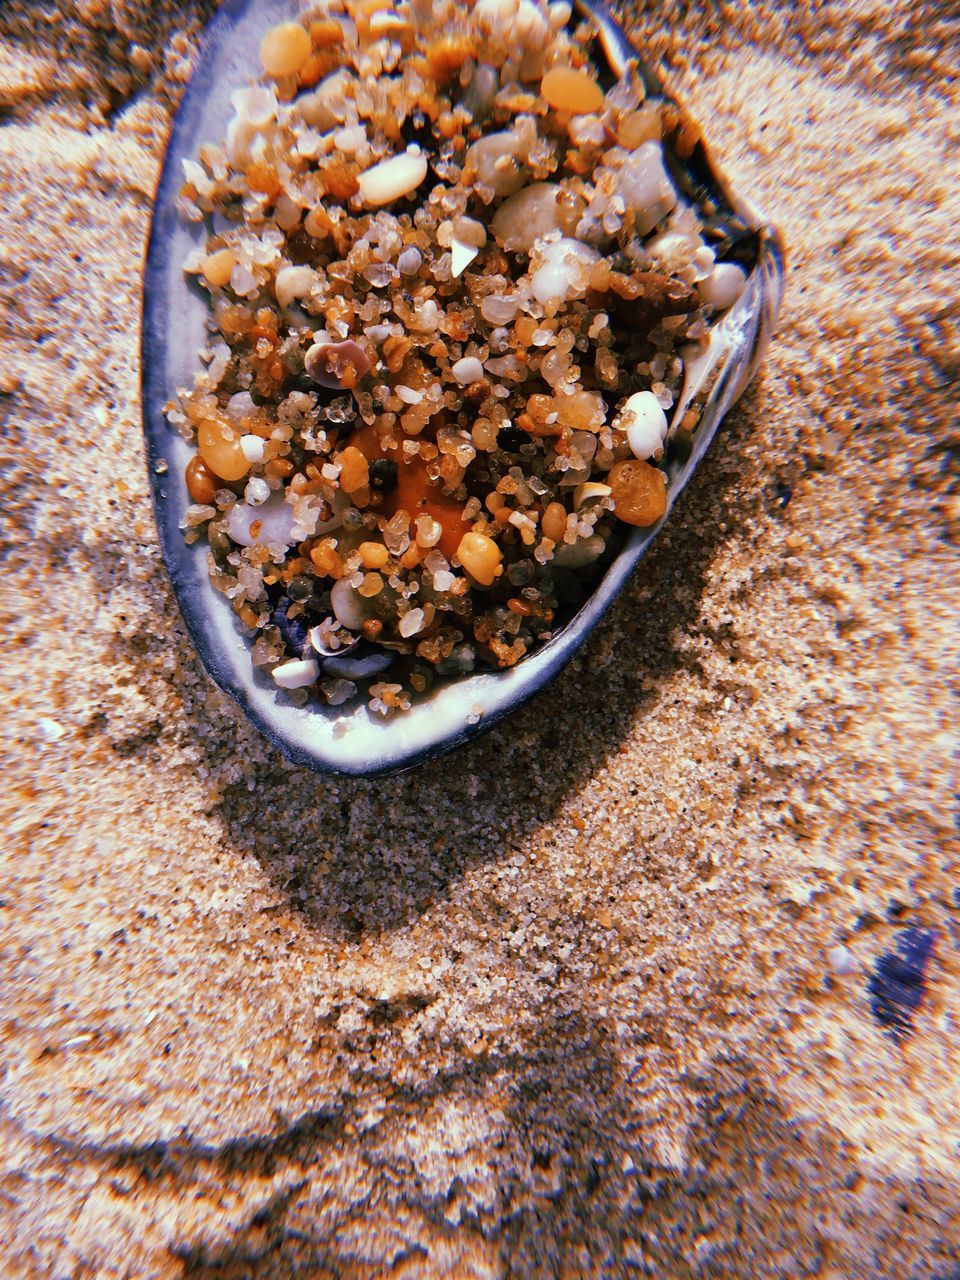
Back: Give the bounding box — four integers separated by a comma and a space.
142, 0, 784, 775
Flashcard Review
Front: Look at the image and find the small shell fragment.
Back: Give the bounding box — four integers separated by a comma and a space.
451, 238, 480, 277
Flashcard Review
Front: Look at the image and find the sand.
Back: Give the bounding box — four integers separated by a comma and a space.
1, 1, 958, 1275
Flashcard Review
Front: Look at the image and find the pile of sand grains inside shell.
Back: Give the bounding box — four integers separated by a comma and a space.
169, 0, 748, 716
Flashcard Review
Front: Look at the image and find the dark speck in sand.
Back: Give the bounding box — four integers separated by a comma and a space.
868, 927, 937, 1042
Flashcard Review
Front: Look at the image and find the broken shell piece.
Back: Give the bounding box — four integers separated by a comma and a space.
304, 339, 371, 388
451, 239, 480, 277
573, 481, 612, 508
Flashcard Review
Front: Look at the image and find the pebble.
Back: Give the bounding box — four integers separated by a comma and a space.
398, 608, 426, 638
621, 390, 669, 460
530, 238, 599, 305
240, 434, 265, 464
827, 944, 855, 976
610, 141, 678, 236
452, 356, 485, 385
305, 339, 371, 388
357, 147, 428, 207
462, 62, 499, 121
397, 246, 422, 275
490, 182, 583, 254
698, 262, 748, 311
198, 417, 250, 482
201, 249, 236, 289
540, 65, 605, 115
552, 534, 604, 568
330, 578, 369, 630
244, 476, 271, 506
227, 491, 294, 549
272, 657, 320, 689
259, 21, 312, 78
37, 717, 65, 743
608, 458, 668, 526
457, 532, 502, 586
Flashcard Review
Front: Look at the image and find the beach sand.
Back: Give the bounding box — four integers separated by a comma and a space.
0, 1, 958, 1274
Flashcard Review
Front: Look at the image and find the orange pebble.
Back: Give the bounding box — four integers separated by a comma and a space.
541, 501, 567, 542
359, 541, 390, 569
336, 445, 369, 494
540, 65, 605, 115
259, 21, 312, 78
607, 459, 668, 527
200, 248, 235, 289
197, 418, 249, 483
185, 454, 216, 504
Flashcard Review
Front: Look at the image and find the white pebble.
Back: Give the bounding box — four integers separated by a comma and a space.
226, 391, 257, 422
321, 678, 357, 706
698, 262, 748, 311
432, 569, 455, 592
357, 147, 428, 207
827, 945, 855, 976
621, 390, 669, 461
330, 578, 368, 630
396, 384, 423, 404
274, 194, 302, 232
451, 356, 485, 386
610, 140, 677, 236
240, 434, 265, 464
530, 238, 599, 306
272, 658, 319, 690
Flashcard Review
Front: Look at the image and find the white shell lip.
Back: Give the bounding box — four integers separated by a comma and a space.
141, 0, 785, 777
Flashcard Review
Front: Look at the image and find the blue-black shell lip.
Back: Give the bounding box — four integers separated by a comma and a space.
141, 0, 785, 778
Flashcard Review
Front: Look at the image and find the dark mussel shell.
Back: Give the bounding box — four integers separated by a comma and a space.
142, 0, 785, 776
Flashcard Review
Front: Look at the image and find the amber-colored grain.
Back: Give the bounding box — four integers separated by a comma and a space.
185, 454, 216, 504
